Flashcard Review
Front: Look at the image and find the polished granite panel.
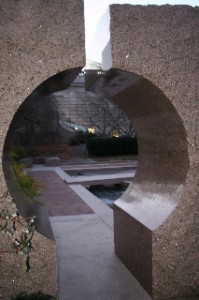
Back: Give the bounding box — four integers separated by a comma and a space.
114, 204, 152, 296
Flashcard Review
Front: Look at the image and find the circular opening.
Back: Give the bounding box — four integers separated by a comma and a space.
3, 67, 189, 238
3, 68, 140, 239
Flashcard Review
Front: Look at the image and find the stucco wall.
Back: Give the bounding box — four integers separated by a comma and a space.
0, 0, 84, 190
0, 0, 85, 298
110, 5, 199, 299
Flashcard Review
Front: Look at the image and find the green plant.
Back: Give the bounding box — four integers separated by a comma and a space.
0, 149, 42, 273
0, 149, 42, 272
1, 147, 41, 272
9, 146, 28, 162
12, 291, 56, 300
69, 131, 86, 146
12, 161, 42, 197
9, 147, 42, 197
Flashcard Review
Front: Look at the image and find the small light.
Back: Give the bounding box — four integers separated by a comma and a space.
112, 129, 120, 138
87, 127, 95, 134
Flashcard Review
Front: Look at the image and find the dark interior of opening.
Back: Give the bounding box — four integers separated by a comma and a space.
2, 67, 138, 240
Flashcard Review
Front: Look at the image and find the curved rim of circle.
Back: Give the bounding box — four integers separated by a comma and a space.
85, 67, 189, 231
2, 67, 82, 240
2, 67, 189, 237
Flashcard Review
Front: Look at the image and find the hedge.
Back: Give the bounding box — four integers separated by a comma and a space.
85, 136, 138, 156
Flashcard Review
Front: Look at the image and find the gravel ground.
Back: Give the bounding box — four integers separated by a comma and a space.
0, 197, 57, 300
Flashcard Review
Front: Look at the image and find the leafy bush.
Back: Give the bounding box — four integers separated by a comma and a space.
12, 291, 56, 300
85, 136, 138, 156
10, 146, 28, 162
12, 161, 42, 197
1, 154, 38, 273
9, 147, 43, 197
69, 131, 86, 146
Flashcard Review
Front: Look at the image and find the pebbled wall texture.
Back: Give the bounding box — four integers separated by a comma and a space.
1, 2, 198, 300
0, 0, 85, 298
110, 4, 199, 300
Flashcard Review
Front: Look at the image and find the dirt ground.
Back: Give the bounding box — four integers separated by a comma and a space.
0, 233, 57, 300
0, 196, 57, 300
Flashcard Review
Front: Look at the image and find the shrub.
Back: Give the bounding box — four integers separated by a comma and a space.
69, 131, 86, 146
12, 161, 42, 197
10, 146, 28, 162
85, 136, 138, 156
9, 147, 43, 197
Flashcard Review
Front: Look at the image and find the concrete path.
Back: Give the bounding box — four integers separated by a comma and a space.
29, 162, 151, 300
50, 214, 151, 300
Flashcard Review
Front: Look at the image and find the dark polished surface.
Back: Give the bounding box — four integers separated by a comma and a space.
114, 205, 152, 297
86, 67, 190, 298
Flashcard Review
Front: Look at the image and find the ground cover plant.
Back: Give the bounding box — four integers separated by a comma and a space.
10, 147, 43, 197
12, 161, 42, 197
0, 147, 42, 272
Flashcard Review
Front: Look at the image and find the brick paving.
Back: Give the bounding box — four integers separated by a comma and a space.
29, 170, 94, 216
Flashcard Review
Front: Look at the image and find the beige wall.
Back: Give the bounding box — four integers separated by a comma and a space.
110, 5, 199, 299
1, 2, 198, 299
0, 0, 85, 189
0, 1, 85, 298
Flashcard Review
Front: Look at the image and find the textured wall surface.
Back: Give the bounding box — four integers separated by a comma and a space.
0, 0, 85, 298
110, 5, 199, 299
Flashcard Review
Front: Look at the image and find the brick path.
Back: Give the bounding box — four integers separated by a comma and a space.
29, 170, 93, 216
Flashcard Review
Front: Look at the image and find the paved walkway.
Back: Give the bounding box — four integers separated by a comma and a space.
30, 170, 93, 216
29, 162, 151, 300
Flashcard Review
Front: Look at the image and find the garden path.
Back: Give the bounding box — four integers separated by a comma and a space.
29, 162, 151, 300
